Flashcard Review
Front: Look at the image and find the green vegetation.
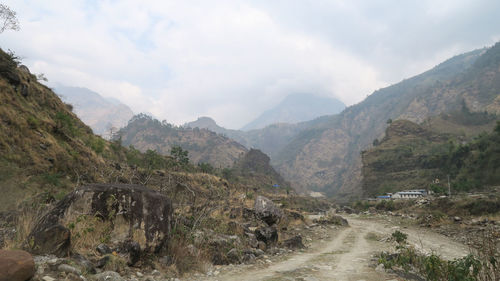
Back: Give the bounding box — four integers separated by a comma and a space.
379, 230, 498, 281
170, 145, 189, 166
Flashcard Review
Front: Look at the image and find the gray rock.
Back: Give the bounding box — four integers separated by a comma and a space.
27, 224, 71, 257
254, 196, 283, 225
42, 276, 56, 281
282, 235, 305, 249
72, 253, 96, 274
96, 244, 112, 255
58, 264, 81, 275
93, 271, 124, 281
227, 248, 241, 263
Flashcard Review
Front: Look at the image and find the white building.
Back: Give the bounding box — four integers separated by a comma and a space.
392, 189, 426, 199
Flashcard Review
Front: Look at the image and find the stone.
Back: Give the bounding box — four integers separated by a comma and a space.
282, 235, 305, 249
375, 263, 385, 272
42, 277, 56, 281
0, 250, 35, 281
27, 184, 173, 257
96, 244, 112, 255
27, 224, 71, 257
96, 256, 110, 268
94, 271, 124, 281
64, 272, 85, 281
255, 226, 278, 245
115, 240, 141, 266
71, 253, 96, 274
242, 253, 256, 263
58, 264, 81, 275
226, 248, 241, 263
257, 241, 267, 251
254, 196, 283, 225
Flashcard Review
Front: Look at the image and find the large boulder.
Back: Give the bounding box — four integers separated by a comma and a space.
0, 250, 35, 281
254, 226, 278, 245
254, 196, 283, 225
27, 184, 173, 257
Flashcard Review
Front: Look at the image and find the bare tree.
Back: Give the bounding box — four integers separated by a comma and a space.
0, 4, 19, 33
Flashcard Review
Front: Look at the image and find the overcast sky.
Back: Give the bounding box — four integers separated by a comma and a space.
1, 0, 499, 129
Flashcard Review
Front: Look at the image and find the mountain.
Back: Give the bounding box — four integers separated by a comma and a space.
230, 149, 291, 193
362, 115, 499, 197
118, 114, 248, 167
273, 43, 500, 198
186, 116, 318, 159
241, 93, 345, 131
55, 86, 134, 138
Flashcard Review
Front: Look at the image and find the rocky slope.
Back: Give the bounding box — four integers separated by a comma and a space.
241, 93, 345, 131
273, 43, 500, 198
118, 114, 248, 167
55, 86, 134, 138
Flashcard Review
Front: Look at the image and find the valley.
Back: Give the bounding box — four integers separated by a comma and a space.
1, 3, 500, 281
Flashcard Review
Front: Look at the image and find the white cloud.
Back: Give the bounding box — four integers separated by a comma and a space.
0, 0, 499, 128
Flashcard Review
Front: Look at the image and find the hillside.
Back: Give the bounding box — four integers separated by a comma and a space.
241, 93, 345, 131
118, 114, 248, 167
273, 43, 500, 198
186, 116, 311, 158
0, 49, 128, 210
230, 149, 290, 193
55, 86, 134, 138
362, 116, 499, 197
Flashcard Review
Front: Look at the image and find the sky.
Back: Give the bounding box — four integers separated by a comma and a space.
1, 0, 499, 129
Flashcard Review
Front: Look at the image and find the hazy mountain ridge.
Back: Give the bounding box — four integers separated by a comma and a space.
186, 116, 324, 159
273, 43, 500, 197
55, 86, 134, 137
118, 114, 248, 167
241, 93, 345, 131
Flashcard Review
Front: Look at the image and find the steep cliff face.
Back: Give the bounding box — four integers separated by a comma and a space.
274, 43, 500, 198
118, 114, 248, 168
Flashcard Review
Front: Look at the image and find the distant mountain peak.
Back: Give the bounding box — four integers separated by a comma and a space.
241, 93, 345, 131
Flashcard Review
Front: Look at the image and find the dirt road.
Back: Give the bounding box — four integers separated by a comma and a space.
193, 215, 470, 281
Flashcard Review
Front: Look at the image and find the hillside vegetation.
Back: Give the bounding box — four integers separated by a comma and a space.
361, 113, 499, 197
117, 114, 248, 168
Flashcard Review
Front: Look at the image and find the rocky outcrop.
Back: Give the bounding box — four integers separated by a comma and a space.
254, 196, 283, 225
254, 226, 278, 245
27, 184, 173, 257
0, 250, 35, 281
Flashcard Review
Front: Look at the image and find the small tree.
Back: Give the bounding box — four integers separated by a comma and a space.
0, 4, 20, 33
170, 145, 189, 165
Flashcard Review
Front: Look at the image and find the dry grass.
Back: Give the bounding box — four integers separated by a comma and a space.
62, 214, 112, 256
3, 209, 37, 250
